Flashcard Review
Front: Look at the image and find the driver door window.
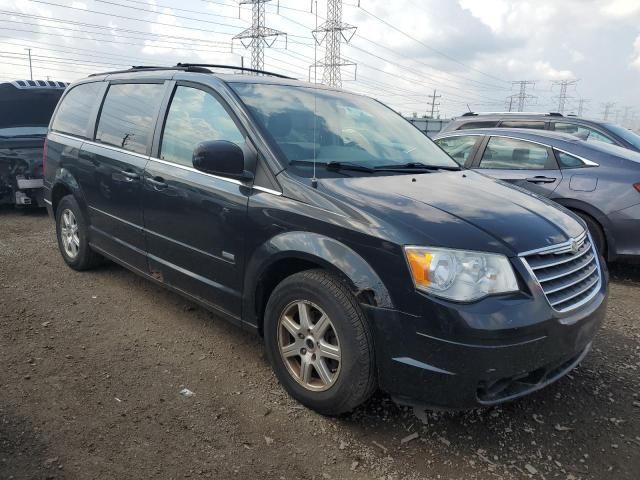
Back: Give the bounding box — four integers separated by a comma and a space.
160, 86, 244, 167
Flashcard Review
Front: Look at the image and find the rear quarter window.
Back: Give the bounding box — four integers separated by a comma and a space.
51, 82, 103, 138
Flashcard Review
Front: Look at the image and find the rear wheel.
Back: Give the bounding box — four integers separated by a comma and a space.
575, 211, 606, 260
264, 269, 376, 415
55, 195, 102, 270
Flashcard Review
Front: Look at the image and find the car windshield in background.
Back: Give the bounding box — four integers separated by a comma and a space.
605, 123, 640, 150
0, 126, 48, 138
231, 83, 458, 176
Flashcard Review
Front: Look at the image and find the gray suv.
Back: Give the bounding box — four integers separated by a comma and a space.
442, 112, 640, 153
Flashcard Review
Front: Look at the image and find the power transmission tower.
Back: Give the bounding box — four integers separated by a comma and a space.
508, 81, 536, 112
601, 102, 615, 121
552, 79, 578, 114
233, 0, 286, 72
312, 0, 357, 87
428, 89, 441, 118
577, 98, 589, 116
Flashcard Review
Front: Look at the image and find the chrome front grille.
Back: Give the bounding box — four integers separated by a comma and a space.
521, 232, 601, 313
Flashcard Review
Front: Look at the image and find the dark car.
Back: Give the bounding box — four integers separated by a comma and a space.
44, 65, 607, 414
0, 80, 68, 207
441, 112, 640, 153
434, 128, 640, 263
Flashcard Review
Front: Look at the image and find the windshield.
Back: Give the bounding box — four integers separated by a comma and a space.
231, 83, 457, 176
604, 123, 640, 150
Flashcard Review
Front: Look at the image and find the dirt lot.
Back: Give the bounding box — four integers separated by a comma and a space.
1, 207, 639, 480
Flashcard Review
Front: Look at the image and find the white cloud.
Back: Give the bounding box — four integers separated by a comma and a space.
632, 35, 640, 70
602, 0, 640, 18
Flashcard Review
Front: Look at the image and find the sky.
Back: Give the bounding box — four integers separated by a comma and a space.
0, 0, 639, 127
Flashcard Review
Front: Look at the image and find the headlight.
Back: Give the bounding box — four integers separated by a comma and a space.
404, 246, 518, 302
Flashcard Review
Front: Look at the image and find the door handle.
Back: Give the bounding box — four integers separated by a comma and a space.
525, 176, 556, 184
146, 176, 168, 189
112, 169, 139, 182
120, 170, 139, 181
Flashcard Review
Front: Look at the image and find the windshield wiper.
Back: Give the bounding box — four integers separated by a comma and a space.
374, 162, 461, 171
288, 160, 376, 173
326, 161, 375, 173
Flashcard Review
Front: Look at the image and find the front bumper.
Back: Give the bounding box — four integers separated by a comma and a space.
363, 270, 608, 409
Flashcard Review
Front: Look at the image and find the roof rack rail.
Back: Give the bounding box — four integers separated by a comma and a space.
176, 63, 295, 79
461, 111, 564, 117
89, 64, 295, 79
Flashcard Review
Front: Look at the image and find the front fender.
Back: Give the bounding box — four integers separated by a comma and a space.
243, 231, 394, 328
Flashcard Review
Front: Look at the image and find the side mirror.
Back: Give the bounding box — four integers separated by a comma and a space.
192, 140, 253, 181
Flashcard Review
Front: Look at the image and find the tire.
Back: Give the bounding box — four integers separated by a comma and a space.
575, 211, 606, 260
55, 195, 103, 270
264, 269, 376, 415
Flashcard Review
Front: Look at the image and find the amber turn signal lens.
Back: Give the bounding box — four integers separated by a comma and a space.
406, 250, 433, 287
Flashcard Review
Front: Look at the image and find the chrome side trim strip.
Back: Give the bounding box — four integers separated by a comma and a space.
253, 185, 283, 196
48, 132, 283, 196
43, 199, 52, 206
146, 155, 244, 185
518, 230, 587, 257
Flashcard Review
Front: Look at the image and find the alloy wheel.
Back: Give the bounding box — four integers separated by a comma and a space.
277, 300, 341, 391
60, 208, 80, 259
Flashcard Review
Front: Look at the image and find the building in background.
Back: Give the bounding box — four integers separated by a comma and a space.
405, 114, 450, 138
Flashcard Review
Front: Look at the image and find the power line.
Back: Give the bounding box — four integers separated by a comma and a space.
354, 4, 509, 83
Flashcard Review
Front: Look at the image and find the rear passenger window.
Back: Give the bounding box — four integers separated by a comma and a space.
51, 82, 103, 138
479, 137, 550, 170
160, 86, 244, 168
96, 83, 164, 155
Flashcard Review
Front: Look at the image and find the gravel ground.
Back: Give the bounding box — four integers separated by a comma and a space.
1, 207, 639, 480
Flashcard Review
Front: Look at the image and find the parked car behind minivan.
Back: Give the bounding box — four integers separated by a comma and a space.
434, 128, 640, 263
442, 112, 640, 153
44, 65, 608, 414
0, 79, 68, 207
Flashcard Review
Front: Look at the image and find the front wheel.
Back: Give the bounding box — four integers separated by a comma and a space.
264, 270, 376, 415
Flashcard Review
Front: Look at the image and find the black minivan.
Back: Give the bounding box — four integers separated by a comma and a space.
44, 65, 608, 415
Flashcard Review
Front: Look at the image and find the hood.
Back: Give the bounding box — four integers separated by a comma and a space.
317, 170, 584, 255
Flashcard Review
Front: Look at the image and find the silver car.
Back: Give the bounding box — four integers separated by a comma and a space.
434, 128, 640, 262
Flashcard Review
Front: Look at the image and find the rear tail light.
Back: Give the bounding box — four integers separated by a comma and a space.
634, 183, 640, 193
42, 137, 48, 176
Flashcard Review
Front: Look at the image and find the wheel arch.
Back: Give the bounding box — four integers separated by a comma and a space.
50, 169, 87, 217
554, 198, 613, 258
243, 231, 393, 335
